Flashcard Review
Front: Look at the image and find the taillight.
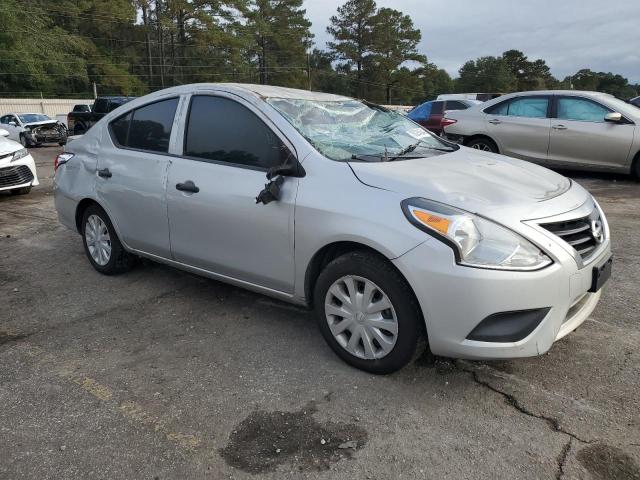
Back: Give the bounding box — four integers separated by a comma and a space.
54, 153, 74, 172
441, 118, 457, 129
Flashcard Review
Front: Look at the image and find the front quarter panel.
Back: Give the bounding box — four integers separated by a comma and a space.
293, 152, 429, 301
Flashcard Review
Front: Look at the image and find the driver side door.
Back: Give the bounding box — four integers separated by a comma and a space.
166, 94, 298, 293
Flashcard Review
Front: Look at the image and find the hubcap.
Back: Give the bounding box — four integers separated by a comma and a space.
85, 215, 111, 266
324, 275, 398, 360
472, 142, 492, 152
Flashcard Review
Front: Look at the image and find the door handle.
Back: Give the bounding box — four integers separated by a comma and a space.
552, 124, 568, 130
97, 168, 112, 178
488, 119, 501, 125
176, 180, 199, 193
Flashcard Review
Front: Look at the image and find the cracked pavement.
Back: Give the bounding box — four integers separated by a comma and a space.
1, 147, 639, 479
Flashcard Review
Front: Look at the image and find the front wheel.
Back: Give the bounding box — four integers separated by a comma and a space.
313, 251, 425, 374
19, 134, 28, 147
81, 204, 136, 275
466, 137, 498, 153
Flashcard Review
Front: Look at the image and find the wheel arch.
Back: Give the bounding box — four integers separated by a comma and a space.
464, 134, 500, 153
303, 240, 422, 315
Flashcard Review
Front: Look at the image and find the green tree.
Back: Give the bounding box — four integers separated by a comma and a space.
326, 0, 377, 96
367, 7, 425, 103
246, 0, 313, 87
414, 62, 454, 101
502, 49, 555, 90
455, 56, 517, 93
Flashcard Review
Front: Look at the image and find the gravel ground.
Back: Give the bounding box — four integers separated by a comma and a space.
1, 146, 639, 480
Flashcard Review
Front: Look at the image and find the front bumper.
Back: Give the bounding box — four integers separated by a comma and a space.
393, 233, 611, 360
0, 153, 39, 192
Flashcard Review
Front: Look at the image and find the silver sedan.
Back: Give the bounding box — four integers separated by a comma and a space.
442, 90, 640, 176
54, 84, 612, 373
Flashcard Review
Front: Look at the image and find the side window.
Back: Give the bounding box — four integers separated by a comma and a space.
486, 101, 509, 116
408, 102, 432, 121
445, 101, 467, 111
487, 97, 548, 118
0, 116, 7, 124
506, 97, 548, 118
109, 112, 131, 146
108, 98, 178, 152
184, 95, 289, 169
430, 101, 444, 115
557, 97, 610, 122
127, 98, 178, 153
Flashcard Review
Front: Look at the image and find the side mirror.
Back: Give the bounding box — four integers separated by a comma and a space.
604, 112, 622, 123
255, 176, 284, 205
8, 121, 17, 127
0, 128, 9, 137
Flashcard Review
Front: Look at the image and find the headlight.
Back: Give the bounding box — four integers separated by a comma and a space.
11, 148, 29, 162
401, 197, 552, 271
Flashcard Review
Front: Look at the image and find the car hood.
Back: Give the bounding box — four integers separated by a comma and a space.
24, 120, 59, 128
0, 135, 21, 156
348, 147, 572, 215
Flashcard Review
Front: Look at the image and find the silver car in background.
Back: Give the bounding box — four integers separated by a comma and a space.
442, 90, 640, 176
54, 84, 612, 373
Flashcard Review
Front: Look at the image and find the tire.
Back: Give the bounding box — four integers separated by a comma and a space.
10, 186, 31, 195
313, 251, 425, 374
18, 134, 28, 147
632, 155, 640, 181
466, 137, 498, 153
81, 204, 136, 275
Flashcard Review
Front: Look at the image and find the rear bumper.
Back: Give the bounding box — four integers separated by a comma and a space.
393, 237, 610, 360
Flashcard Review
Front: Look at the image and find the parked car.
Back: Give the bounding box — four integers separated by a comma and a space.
407, 99, 481, 135
630, 96, 640, 108
54, 84, 612, 373
442, 90, 640, 176
0, 128, 39, 195
67, 96, 135, 135
0, 113, 67, 147
437, 93, 502, 102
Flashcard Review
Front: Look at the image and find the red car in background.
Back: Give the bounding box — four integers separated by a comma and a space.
407, 99, 481, 135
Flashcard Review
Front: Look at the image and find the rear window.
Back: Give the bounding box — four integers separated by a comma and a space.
445, 101, 468, 111
108, 98, 178, 153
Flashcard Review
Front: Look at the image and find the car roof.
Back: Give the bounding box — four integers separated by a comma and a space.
145, 83, 353, 102
496, 90, 614, 99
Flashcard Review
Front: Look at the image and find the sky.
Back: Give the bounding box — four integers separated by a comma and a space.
303, 0, 640, 83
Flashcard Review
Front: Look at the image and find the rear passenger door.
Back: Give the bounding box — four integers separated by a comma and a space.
484, 96, 551, 162
547, 96, 635, 170
97, 96, 180, 258
166, 94, 297, 293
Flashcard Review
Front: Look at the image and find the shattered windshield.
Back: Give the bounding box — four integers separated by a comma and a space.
266, 98, 456, 162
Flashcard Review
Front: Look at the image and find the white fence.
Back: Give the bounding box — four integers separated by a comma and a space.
0, 98, 93, 118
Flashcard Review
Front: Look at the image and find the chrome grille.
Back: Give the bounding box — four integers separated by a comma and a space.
0, 165, 34, 188
540, 211, 603, 261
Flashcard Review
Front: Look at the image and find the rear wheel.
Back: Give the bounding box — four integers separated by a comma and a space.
467, 137, 498, 153
81, 204, 136, 275
313, 251, 425, 374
